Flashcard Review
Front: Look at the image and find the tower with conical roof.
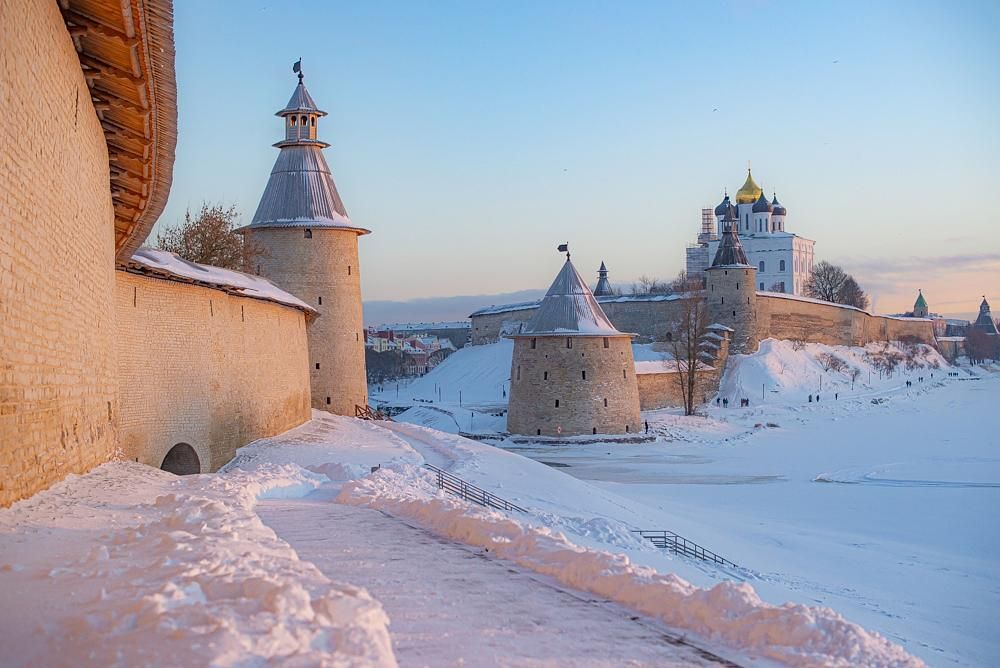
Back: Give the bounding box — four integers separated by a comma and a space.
912, 290, 929, 318
973, 297, 999, 335
593, 261, 613, 296
705, 217, 758, 354
507, 248, 640, 437
240, 64, 369, 415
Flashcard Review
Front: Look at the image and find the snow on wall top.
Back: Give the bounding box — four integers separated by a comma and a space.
469, 292, 686, 318
126, 248, 317, 314
634, 360, 714, 374
759, 291, 934, 321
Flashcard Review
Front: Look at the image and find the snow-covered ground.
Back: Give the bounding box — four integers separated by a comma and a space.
368, 338, 999, 665
1, 338, 992, 665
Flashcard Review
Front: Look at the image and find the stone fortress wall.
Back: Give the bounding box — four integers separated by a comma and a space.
115, 271, 312, 473
755, 293, 934, 346
507, 335, 642, 437
0, 0, 119, 507
247, 228, 368, 416
471, 296, 690, 345
472, 293, 935, 349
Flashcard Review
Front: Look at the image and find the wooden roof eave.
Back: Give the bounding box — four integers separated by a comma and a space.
60, 0, 177, 265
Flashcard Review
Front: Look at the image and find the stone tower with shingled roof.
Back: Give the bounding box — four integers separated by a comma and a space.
506, 250, 641, 437
240, 64, 369, 415
705, 216, 758, 354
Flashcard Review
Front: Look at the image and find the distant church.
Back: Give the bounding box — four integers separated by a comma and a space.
687, 168, 815, 295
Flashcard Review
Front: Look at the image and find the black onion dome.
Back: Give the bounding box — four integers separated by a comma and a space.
752, 191, 772, 213
771, 193, 786, 216
714, 194, 733, 217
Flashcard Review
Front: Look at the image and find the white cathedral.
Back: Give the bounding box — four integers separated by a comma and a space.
687, 168, 815, 295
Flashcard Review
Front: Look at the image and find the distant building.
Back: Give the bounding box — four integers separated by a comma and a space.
375, 321, 470, 349
690, 168, 815, 295
593, 261, 614, 296
684, 208, 717, 286
973, 297, 999, 335
894, 290, 945, 337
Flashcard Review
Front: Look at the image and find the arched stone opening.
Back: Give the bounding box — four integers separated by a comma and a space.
160, 443, 201, 475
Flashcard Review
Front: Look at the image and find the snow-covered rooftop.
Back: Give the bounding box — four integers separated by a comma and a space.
126, 248, 316, 314
514, 259, 626, 337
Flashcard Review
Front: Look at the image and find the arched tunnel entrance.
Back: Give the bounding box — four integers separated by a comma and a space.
160, 443, 201, 475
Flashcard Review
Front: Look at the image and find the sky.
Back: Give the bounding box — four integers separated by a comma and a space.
157, 0, 1000, 321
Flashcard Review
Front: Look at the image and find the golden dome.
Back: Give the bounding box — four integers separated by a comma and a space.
734, 168, 762, 204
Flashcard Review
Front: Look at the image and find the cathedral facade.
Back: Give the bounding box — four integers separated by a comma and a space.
688, 169, 815, 296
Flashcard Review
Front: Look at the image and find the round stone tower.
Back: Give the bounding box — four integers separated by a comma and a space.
240, 64, 369, 415
507, 250, 641, 437
705, 215, 758, 354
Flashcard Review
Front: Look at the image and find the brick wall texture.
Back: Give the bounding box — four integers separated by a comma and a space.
247, 228, 368, 415
0, 0, 119, 507
115, 272, 311, 472
507, 335, 641, 436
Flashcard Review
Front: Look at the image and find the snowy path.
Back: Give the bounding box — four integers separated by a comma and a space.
258, 496, 738, 667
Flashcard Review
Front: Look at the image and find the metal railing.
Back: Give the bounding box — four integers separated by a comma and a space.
355, 404, 392, 421
424, 463, 526, 514
632, 530, 737, 568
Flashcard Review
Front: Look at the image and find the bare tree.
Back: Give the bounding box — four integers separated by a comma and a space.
156, 203, 264, 272
805, 261, 848, 302
806, 261, 869, 309
837, 276, 869, 310
849, 366, 861, 389
667, 288, 708, 416
630, 274, 669, 296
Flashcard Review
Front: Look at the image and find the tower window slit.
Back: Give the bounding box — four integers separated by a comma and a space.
348, 265, 352, 275
304, 229, 312, 239
544, 371, 548, 380
531, 338, 536, 349
555, 399, 560, 408
604, 398, 608, 407
318, 296, 322, 305
582, 370, 586, 380
603, 337, 609, 348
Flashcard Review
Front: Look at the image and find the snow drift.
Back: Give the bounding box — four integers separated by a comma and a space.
338, 465, 923, 668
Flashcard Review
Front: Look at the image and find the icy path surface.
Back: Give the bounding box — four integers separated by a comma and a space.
258, 496, 732, 667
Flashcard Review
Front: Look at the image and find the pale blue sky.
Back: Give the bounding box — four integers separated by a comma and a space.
158, 0, 1000, 318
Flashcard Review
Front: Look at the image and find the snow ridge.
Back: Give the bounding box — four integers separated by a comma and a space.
30, 463, 396, 667
338, 465, 923, 668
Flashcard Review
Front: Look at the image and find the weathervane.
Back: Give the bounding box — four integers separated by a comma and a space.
557, 242, 570, 260
293, 58, 303, 82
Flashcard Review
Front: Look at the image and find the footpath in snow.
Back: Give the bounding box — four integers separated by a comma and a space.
258, 496, 731, 667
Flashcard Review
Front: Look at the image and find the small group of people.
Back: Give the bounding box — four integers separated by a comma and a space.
715, 397, 750, 408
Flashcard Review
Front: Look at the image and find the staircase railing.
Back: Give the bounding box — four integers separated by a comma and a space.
424, 463, 526, 513
355, 404, 392, 421
632, 530, 737, 568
